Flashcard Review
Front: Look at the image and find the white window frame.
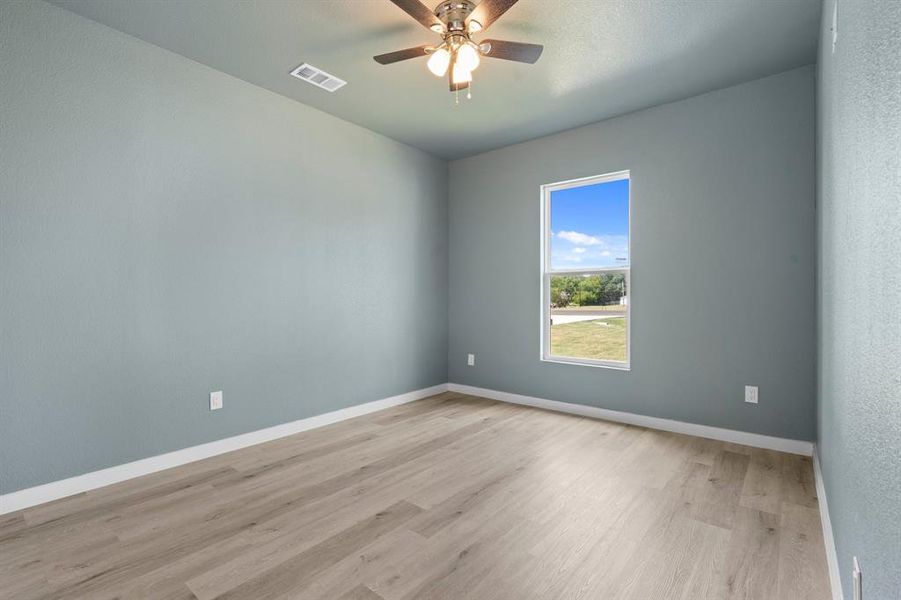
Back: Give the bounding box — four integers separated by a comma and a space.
540, 170, 631, 370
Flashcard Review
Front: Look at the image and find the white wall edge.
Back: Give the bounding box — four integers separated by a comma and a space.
813, 445, 844, 600
448, 383, 814, 456
0, 383, 449, 515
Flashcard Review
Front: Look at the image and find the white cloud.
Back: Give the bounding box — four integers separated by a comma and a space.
557, 230, 604, 246
551, 231, 629, 268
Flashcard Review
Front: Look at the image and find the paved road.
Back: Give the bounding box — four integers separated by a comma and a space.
550, 313, 625, 325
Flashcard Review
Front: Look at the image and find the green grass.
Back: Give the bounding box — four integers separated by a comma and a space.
550, 317, 627, 362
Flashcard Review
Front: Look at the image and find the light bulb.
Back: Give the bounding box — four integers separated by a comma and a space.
468, 20, 482, 34
456, 43, 480, 72
452, 62, 472, 85
427, 48, 450, 77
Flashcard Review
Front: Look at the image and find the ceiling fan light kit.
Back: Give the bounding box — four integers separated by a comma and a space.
374, 0, 543, 100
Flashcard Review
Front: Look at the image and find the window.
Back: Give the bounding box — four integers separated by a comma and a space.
541, 171, 630, 369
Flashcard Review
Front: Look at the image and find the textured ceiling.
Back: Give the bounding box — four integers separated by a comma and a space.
50, 0, 821, 159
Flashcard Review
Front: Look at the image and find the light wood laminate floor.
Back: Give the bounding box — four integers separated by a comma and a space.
0, 392, 831, 599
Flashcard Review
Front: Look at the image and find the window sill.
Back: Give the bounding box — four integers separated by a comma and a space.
541, 356, 631, 371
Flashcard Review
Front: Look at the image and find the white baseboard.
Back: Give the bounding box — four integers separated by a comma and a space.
813, 446, 844, 600
0, 381, 815, 515
0, 383, 448, 515
448, 383, 814, 456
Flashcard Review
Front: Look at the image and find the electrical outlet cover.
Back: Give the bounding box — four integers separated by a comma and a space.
744, 385, 759, 404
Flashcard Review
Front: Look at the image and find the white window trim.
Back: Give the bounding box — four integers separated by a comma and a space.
540, 170, 631, 370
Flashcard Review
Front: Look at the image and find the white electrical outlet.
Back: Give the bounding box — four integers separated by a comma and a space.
852, 556, 862, 600
744, 385, 759, 404
467, 353, 475, 366
210, 390, 223, 411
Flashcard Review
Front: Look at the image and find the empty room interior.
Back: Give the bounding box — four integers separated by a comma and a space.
1, 0, 899, 598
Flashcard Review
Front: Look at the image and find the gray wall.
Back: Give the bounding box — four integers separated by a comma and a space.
0, 1, 448, 494
449, 66, 816, 441
816, 0, 901, 597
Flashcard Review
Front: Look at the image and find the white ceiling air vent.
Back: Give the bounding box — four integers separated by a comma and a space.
289, 63, 346, 92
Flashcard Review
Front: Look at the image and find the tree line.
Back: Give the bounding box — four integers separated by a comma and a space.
550, 273, 626, 308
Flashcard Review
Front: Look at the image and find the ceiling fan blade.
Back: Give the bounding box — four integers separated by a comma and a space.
388, 0, 442, 31
482, 39, 543, 64
469, 0, 519, 32
448, 52, 470, 92
373, 45, 431, 65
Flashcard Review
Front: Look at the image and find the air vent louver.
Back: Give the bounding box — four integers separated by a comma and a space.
320, 78, 344, 92
289, 63, 347, 92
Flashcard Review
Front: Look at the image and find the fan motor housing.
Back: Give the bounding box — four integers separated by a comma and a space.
435, 1, 477, 32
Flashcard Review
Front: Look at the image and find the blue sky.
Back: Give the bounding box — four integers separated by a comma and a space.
550, 178, 629, 269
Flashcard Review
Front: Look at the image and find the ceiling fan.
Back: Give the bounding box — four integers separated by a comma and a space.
374, 0, 543, 97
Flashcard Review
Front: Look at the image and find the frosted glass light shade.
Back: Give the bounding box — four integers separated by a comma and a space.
427, 48, 451, 77
456, 43, 481, 72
